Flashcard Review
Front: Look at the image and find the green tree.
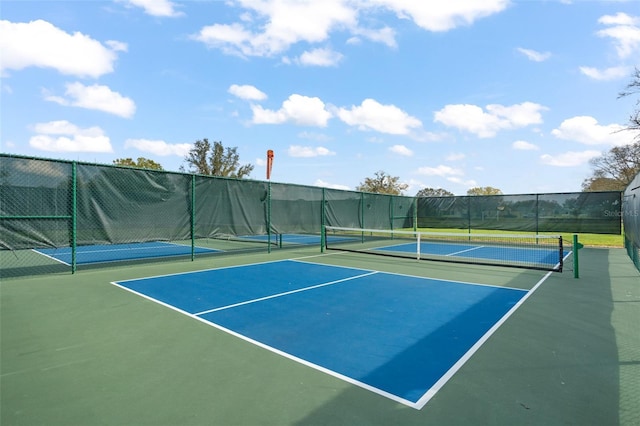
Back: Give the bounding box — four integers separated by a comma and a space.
356, 170, 408, 195
113, 157, 163, 170
416, 187, 454, 197
581, 141, 640, 191
467, 186, 503, 195
183, 139, 254, 178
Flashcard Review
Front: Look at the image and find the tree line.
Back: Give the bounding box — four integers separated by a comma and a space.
113, 138, 254, 178
115, 69, 640, 196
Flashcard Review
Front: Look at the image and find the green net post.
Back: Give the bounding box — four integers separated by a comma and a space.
191, 174, 196, 261
320, 188, 326, 253
573, 234, 582, 279
71, 161, 77, 274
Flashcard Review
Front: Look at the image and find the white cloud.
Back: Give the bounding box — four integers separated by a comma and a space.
297, 47, 344, 67
33, 120, 78, 135
434, 102, 546, 138
445, 152, 465, 161
416, 165, 464, 177
370, 0, 510, 32
44, 82, 136, 118
124, 139, 191, 156
513, 140, 539, 150
487, 103, 546, 127
447, 177, 478, 187
579, 65, 631, 81
599, 12, 639, 27
540, 151, 601, 167
551, 116, 633, 146
351, 26, 397, 47
336, 98, 422, 135
192, 1, 356, 57
314, 179, 351, 190
228, 84, 267, 101
117, 0, 183, 17
288, 145, 336, 157
192, 23, 254, 57
597, 12, 640, 59
105, 40, 128, 52
516, 47, 551, 62
298, 131, 332, 142
29, 120, 112, 153
0, 20, 123, 78
191, 1, 507, 58
389, 145, 413, 156
251, 94, 332, 127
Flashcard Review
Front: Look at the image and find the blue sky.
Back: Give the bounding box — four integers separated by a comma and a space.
1, 0, 639, 195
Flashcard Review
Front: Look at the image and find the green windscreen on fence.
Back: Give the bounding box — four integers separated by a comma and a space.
1, 157, 72, 250
270, 182, 323, 235
0, 154, 624, 278
195, 177, 269, 239
417, 191, 622, 234
77, 164, 192, 245
623, 171, 640, 272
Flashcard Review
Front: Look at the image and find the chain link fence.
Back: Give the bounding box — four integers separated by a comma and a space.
623, 172, 640, 273
0, 154, 624, 278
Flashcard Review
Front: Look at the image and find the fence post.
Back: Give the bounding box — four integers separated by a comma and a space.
267, 180, 272, 254
413, 196, 418, 232
71, 161, 77, 274
191, 174, 196, 261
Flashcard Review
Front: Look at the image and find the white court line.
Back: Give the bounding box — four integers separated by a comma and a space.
194, 271, 378, 316
292, 254, 531, 292
445, 245, 485, 256
413, 269, 555, 410
111, 256, 549, 410
30, 249, 71, 266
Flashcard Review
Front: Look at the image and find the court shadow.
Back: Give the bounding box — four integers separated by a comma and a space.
292, 248, 622, 425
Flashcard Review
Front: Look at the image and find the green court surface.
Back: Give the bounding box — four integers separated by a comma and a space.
1, 246, 639, 426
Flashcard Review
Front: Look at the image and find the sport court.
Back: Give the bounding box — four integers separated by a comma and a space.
3, 246, 638, 425
2, 155, 638, 425
112, 259, 532, 408
35, 242, 220, 265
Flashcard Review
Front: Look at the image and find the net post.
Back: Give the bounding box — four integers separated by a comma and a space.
573, 234, 580, 279
320, 189, 326, 252
416, 231, 421, 260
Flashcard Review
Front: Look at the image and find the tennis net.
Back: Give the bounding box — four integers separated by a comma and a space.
323, 226, 565, 272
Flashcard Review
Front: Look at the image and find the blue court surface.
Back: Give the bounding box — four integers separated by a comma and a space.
376, 241, 562, 267
35, 242, 220, 265
113, 259, 532, 408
